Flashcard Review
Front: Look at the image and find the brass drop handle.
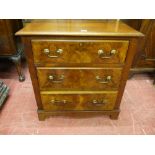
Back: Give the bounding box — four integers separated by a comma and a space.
43, 48, 63, 58
90, 99, 108, 106
48, 75, 64, 83
96, 75, 112, 84
50, 99, 70, 106
98, 49, 117, 59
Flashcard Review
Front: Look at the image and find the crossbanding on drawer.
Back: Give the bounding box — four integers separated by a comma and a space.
37, 67, 122, 91
31, 40, 129, 65
40, 91, 118, 111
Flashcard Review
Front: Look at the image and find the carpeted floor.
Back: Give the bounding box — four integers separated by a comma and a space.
0, 59, 155, 135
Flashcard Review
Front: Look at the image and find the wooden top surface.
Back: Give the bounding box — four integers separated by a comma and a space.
16, 19, 144, 37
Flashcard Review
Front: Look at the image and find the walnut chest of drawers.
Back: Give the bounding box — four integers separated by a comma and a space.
16, 20, 143, 120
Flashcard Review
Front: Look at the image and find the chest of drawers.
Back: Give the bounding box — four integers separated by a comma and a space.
16, 20, 143, 120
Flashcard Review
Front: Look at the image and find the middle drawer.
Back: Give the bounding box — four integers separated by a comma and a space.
37, 67, 122, 91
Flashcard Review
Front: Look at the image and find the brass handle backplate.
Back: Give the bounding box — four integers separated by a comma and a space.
98, 49, 117, 59
96, 75, 112, 84
48, 75, 64, 83
50, 99, 70, 106
89, 99, 108, 106
43, 48, 63, 58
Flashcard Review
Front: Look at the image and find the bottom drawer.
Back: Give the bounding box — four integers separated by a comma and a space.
41, 92, 118, 111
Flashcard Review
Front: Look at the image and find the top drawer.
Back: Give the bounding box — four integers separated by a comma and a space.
31, 40, 129, 65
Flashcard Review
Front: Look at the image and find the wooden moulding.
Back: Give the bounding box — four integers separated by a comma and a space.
37, 109, 120, 121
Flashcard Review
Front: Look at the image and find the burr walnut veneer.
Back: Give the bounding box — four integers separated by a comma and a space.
16, 20, 143, 120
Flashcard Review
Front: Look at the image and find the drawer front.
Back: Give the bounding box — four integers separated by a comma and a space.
37, 68, 122, 91
32, 40, 129, 65
41, 92, 118, 111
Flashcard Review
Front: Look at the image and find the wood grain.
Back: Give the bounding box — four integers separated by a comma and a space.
37, 67, 122, 91
15, 19, 143, 37
31, 40, 129, 65
41, 91, 118, 111
124, 19, 155, 75
16, 20, 143, 120
22, 37, 43, 109
0, 19, 21, 55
